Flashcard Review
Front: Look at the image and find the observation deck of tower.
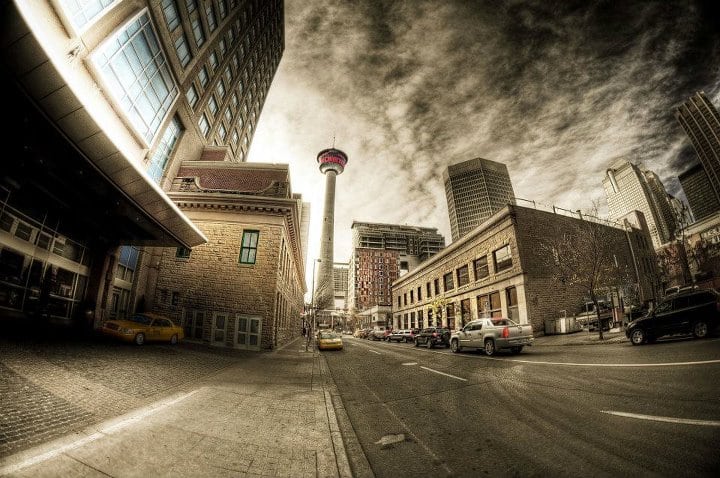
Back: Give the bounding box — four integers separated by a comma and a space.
314, 148, 349, 316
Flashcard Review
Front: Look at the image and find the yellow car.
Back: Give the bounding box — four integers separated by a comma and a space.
101, 312, 184, 345
317, 331, 343, 351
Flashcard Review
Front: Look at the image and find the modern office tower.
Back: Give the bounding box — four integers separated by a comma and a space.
443, 158, 516, 242
0, 0, 284, 327
347, 222, 445, 315
603, 161, 677, 249
679, 163, 720, 222
676, 92, 720, 208
333, 263, 349, 311
314, 148, 349, 320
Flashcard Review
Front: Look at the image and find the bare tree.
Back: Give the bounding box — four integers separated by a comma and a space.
541, 203, 626, 340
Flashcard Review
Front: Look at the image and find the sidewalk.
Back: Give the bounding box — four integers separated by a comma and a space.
533, 328, 628, 346
0, 336, 356, 477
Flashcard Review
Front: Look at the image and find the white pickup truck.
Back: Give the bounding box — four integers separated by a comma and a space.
450, 318, 534, 356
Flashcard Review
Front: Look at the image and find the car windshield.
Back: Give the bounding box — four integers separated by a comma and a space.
128, 314, 152, 325
319, 332, 339, 339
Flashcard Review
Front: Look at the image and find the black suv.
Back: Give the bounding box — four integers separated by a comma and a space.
414, 327, 451, 348
626, 289, 720, 345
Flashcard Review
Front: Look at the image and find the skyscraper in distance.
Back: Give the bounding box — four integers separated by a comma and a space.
603, 160, 676, 249
443, 158, 516, 242
678, 163, 720, 222
676, 92, 720, 209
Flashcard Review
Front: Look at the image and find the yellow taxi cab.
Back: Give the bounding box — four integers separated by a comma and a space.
317, 331, 343, 351
101, 312, 184, 345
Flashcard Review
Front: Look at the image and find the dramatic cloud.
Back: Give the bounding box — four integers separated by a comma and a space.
249, 0, 720, 287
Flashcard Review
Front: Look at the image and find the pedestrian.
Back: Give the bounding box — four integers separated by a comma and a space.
302, 325, 307, 336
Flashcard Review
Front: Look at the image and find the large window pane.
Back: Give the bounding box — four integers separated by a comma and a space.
94, 13, 178, 144
60, 0, 117, 30
147, 117, 182, 183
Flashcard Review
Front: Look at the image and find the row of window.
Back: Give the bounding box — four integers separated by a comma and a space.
397, 244, 514, 307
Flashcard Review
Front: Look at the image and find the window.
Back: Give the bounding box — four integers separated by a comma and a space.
161, 0, 180, 31
457, 265, 469, 287
185, 84, 199, 108
231, 129, 239, 145
506, 287, 519, 321
410, 290, 414, 304
427, 282, 431, 298
198, 114, 210, 136
239, 230, 259, 264
443, 272, 454, 291
191, 16, 205, 47
231, 92, 239, 109
176, 247, 191, 259
116, 246, 139, 282
224, 65, 233, 84
398, 296, 401, 307
94, 12, 178, 144
216, 80, 226, 99
473, 256, 489, 280
218, 123, 227, 141
206, 3, 217, 31
460, 298, 471, 327
174, 34, 192, 68
417, 286, 422, 301
185, 0, 197, 14
224, 108, 233, 123
403, 293, 407, 306
208, 95, 218, 116
217, 0, 227, 19
478, 292, 502, 318
434, 278, 440, 295
147, 117, 182, 183
198, 66, 209, 88
208, 52, 218, 72
219, 38, 227, 57
60, 0, 116, 30
494, 245, 512, 272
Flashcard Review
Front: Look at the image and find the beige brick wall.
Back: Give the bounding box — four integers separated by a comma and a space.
153, 210, 304, 350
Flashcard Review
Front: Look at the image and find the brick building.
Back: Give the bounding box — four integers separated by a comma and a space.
151, 161, 307, 350
392, 204, 657, 334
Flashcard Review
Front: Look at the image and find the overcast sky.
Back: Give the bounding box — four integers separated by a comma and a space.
247, 0, 720, 291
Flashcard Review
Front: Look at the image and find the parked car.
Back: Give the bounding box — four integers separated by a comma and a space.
389, 328, 420, 343
317, 331, 343, 351
101, 312, 183, 345
414, 327, 451, 348
369, 327, 389, 341
626, 289, 720, 345
450, 317, 534, 355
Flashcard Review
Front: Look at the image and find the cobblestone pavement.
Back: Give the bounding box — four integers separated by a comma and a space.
0, 333, 246, 458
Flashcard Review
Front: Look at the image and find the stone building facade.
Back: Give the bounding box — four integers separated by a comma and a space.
151, 161, 306, 350
392, 204, 658, 334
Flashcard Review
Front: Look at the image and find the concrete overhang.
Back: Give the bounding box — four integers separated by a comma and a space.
0, 2, 207, 248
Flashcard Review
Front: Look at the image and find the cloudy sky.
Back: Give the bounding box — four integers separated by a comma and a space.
247, 0, 720, 290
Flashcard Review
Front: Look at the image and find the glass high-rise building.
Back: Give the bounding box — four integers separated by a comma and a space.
603, 161, 676, 249
676, 92, 720, 209
443, 158, 516, 242
0, 0, 283, 327
678, 163, 720, 222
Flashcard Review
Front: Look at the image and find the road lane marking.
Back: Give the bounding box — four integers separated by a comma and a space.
601, 410, 720, 427
0, 390, 198, 476
401, 362, 418, 366
369, 349, 382, 355
419, 366, 467, 381
483, 357, 720, 367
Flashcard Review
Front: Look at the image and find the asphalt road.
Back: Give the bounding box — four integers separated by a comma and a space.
324, 336, 720, 477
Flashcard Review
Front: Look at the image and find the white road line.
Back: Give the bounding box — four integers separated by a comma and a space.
369, 349, 382, 355
601, 410, 720, 427
485, 357, 720, 367
419, 366, 467, 381
0, 390, 198, 476
401, 362, 418, 366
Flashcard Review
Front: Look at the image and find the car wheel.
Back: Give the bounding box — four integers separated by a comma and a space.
510, 346, 523, 354
692, 321, 709, 339
484, 339, 496, 356
170, 334, 178, 345
134, 333, 145, 346
629, 328, 646, 345
450, 339, 461, 353
414, 338, 419, 347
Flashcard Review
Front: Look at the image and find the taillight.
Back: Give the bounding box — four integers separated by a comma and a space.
502, 327, 509, 338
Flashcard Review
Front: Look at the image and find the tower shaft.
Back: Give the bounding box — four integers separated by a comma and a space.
315, 171, 337, 311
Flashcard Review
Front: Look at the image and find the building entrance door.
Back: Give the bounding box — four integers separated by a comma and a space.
212, 312, 228, 346
235, 315, 262, 350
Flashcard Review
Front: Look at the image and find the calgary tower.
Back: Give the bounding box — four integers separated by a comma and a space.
313, 147, 348, 324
